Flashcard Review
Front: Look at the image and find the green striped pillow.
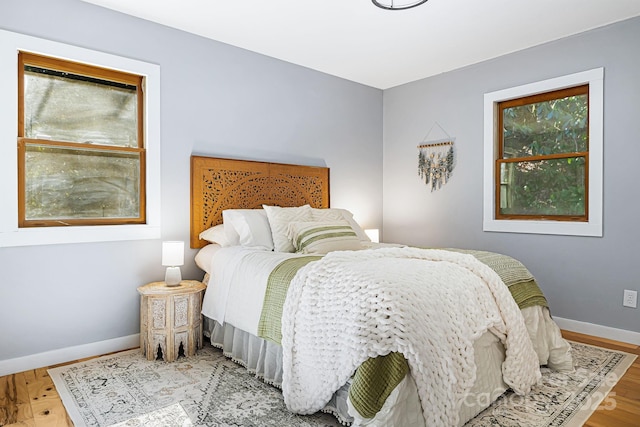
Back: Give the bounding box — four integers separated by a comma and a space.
287, 220, 363, 254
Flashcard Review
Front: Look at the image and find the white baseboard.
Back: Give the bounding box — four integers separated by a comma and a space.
0, 334, 139, 377
554, 316, 640, 345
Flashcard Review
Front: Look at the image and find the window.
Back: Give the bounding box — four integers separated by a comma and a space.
497, 85, 588, 221
483, 69, 603, 237
18, 52, 146, 227
0, 29, 161, 247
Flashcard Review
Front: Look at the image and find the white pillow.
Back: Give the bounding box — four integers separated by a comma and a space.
222, 209, 274, 250
262, 204, 313, 252
287, 220, 362, 254
194, 243, 222, 274
310, 207, 343, 221
311, 208, 370, 242
199, 224, 233, 246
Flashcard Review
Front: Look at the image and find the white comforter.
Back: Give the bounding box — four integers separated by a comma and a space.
281, 248, 541, 426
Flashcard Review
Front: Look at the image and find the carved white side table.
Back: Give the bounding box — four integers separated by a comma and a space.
137, 280, 206, 362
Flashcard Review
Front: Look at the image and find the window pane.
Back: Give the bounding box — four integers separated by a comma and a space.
503, 94, 587, 158
24, 67, 138, 147
499, 157, 586, 216
25, 144, 140, 220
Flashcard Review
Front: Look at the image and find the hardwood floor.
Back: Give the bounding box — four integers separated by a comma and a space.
0, 351, 127, 427
561, 331, 640, 427
1, 332, 638, 427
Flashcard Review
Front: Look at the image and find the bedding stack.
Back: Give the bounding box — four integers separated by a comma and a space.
196, 205, 573, 427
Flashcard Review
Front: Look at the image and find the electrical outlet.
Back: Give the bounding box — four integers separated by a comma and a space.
623, 290, 637, 308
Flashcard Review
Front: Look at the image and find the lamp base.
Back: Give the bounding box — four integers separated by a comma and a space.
165, 267, 182, 286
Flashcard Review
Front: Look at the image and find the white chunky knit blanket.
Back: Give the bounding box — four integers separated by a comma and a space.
281, 247, 541, 426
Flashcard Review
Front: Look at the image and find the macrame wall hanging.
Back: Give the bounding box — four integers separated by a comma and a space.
417, 122, 455, 191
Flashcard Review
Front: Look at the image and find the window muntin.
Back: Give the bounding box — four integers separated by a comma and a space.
18, 52, 146, 227
496, 85, 589, 222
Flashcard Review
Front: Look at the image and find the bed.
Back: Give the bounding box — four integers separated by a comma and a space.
189, 155, 573, 427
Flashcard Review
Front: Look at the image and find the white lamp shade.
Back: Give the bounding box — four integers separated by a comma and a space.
364, 229, 380, 243
162, 241, 184, 266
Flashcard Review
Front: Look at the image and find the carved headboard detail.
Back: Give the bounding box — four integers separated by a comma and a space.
190, 156, 330, 248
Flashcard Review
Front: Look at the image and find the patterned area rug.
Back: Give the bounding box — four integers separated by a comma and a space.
466, 341, 636, 427
49, 345, 340, 427
48, 341, 635, 427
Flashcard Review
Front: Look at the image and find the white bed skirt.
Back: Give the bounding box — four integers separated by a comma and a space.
205, 317, 354, 424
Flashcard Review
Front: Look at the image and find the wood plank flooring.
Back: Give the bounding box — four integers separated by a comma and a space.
562, 331, 640, 427
1, 332, 638, 426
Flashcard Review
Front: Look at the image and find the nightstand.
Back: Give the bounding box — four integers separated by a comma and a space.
137, 280, 206, 362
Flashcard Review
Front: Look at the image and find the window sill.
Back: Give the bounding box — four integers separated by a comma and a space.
483, 218, 602, 237
0, 224, 161, 247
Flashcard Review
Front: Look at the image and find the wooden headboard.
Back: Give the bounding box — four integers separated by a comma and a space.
190, 156, 330, 248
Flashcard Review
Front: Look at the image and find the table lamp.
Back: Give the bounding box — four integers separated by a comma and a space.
162, 241, 184, 286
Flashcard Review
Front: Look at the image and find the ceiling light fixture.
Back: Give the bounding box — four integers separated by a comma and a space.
372, 0, 429, 10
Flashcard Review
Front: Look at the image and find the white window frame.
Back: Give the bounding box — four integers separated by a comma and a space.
0, 30, 161, 247
483, 68, 604, 237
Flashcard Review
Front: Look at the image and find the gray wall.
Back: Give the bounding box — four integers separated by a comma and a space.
382, 17, 640, 333
0, 0, 383, 361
